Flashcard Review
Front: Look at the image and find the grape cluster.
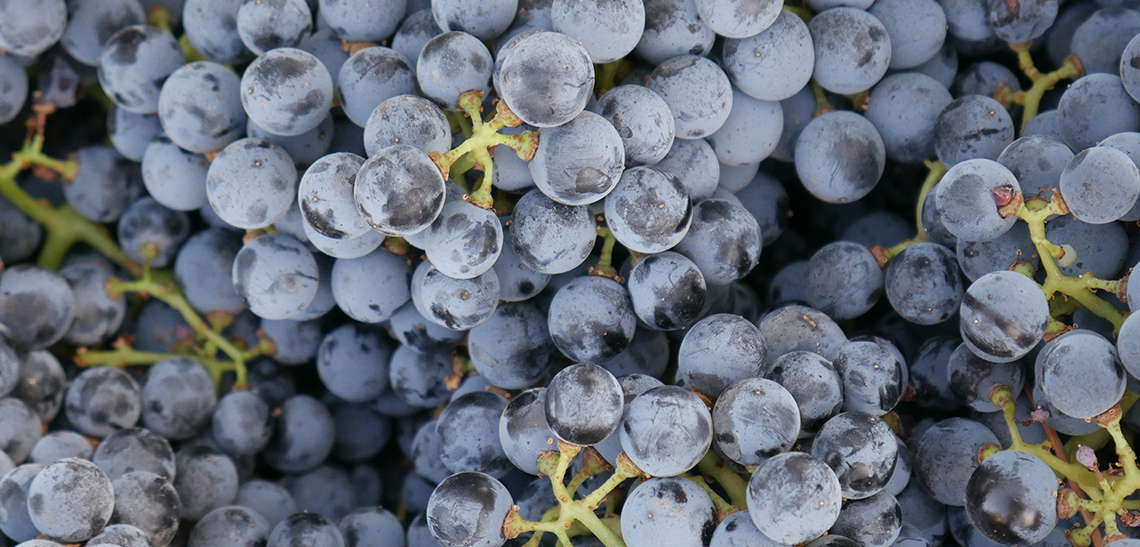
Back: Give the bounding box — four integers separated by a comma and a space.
5, 1, 1140, 547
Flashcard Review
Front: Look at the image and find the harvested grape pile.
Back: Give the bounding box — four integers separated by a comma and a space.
4, 1, 1140, 547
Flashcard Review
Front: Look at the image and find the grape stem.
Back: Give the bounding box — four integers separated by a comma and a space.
1007, 43, 1084, 132
870, 160, 948, 266
1015, 194, 1127, 333
429, 91, 539, 209
810, 80, 833, 117
588, 225, 622, 281
684, 474, 741, 521
0, 134, 141, 275
1063, 392, 1140, 458
102, 275, 254, 389
505, 441, 644, 547
695, 450, 750, 509
595, 60, 634, 96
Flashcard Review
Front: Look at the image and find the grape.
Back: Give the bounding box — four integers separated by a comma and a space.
707, 87, 782, 166
805, 241, 883, 321
338, 507, 404, 547
27, 458, 115, 543
88, 524, 151, 547
795, 111, 886, 203
364, 95, 451, 157
953, 61, 1021, 98
544, 363, 623, 446
157, 62, 247, 154
63, 366, 141, 439
549, 0, 643, 64
604, 167, 692, 252
626, 251, 706, 331
530, 110, 625, 205
389, 301, 466, 354
182, 0, 253, 64
426, 472, 513, 547
833, 340, 905, 416
90, 428, 176, 483
1037, 329, 1126, 419
423, 199, 503, 279
955, 222, 1036, 282
548, 276, 636, 363
812, 411, 897, 500
29, 431, 92, 464
188, 506, 270, 547
329, 401, 391, 462
304, 218, 388, 259
1021, 109, 1064, 141
758, 304, 848, 367
207, 139, 299, 230
601, 328, 671, 378
508, 189, 596, 274
721, 11, 812, 102
297, 153, 368, 239
139, 358, 215, 441
241, 48, 333, 137
897, 482, 947, 546
116, 197, 190, 268
498, 388, 557, 475
674, 313, 764, 398
98, 25, 185, 115
263, 394, 335, 473
0, 463, 44, 542
235, 481, 296, 529
65, 146, 142, 223
319, 0, 405, 42
637, 0, 714, 66
174, 228, 245, 314
1070, 7, 1140, 75
868, 0, 946, 70
987, 0, 1057, 42
864, 73, 953, 165
711, 511, 787, 547
1058, 73, 1140, 151
933, 159, 1019, 243
653, 138, 720, 199
236, 0, 311, 55
416, 31, 493, 110
770, 85, 816, 163
622, 478, 717, 547
960, 271, 1048, 363
232, 233, 319, 320
417, 264, 501, 330
387, 345, 451, 407
435, 392, 513, 471
947, 344, 1024, 413
211, 391, 273, 457
286, 465, 353, 521
965, 451, 1057, 545
592, 85, 674, 166
673, 198, 762, 285
1059, 146, 1140, 224
620, 385, 712, 476
713, 378, 798, 468
765, 351, 843, 435
0, 0, 66, 57
646, 55, 733, 139
139, 138, 208, 212
467, 302, 554, 389
809, 8, 891, 94
61, 0, 146, 66
830, 491, 903, 547
0, 194, 42, 265
338, 47, 416, 127
934, 96, 1015, 167
317, 323, 392, 403
884, 243, 963, 325
914, 417, 999, 506
268, 513, 345, 547
996, 135, 1072, 200
0, 54, 25, 125
747, 452, 843, 545
355, 145, 446, 237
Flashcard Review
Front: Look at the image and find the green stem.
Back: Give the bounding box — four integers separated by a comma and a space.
1017, 199, 1127, 332
109, 277, 249, 388
810, 80, 833, 116
695, 451, 749, 509
685, 475, 740, 520
588, 226, 620, 281
0, 138, 140, 276
1011, 43, 1084, 132
430, 92, 538, 209
75, 346, 240, 385
871, 160, 947, 266
567, 447, 612, 495
992, 387, 1103, 497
